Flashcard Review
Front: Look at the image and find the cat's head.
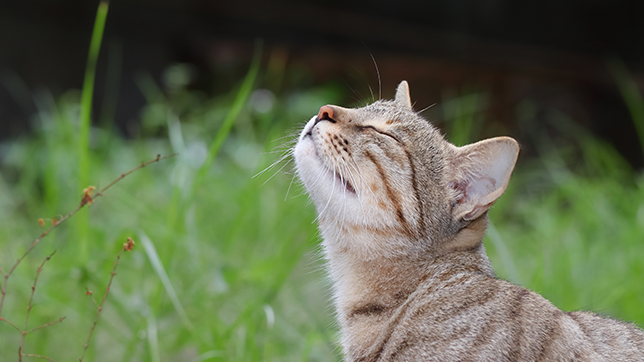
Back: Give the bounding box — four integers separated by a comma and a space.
294, 81, 519, 258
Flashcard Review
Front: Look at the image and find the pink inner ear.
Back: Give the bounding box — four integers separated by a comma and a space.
450, 180, 469, 205
449, 136, 519, 221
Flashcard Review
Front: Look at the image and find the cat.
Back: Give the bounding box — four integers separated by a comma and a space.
293, 81, 644, 361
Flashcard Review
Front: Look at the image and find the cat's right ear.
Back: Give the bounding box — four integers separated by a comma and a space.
448, 137, 519, 221
395, 81, 413, 110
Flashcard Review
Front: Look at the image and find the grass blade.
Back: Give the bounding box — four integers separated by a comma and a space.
146, 312, 161, 362
192, 41, 262, 194
138, 231, 194, 332
77, 0, 109, 262
189, 350, 225, 362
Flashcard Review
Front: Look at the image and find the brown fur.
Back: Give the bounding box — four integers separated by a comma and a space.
293, 81, 644, 361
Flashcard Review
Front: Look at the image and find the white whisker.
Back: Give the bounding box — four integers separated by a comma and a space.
313, 166, 336, 224
368, 51, 382, 100
418, 103, 438, 114
366, 83, 375, 104
284, 173, 297, 202
349, 155, 378, 201
253, 149, 292, 179
260, 158, 292, 186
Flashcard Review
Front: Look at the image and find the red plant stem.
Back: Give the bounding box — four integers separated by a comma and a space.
78, 245, 127, 362
25, 316, 66, 334
24, 252, 56, 328
0, 315, 20, 331
2, 315, 66, 361
20, 251, 56, 358
22, 353, 57, 362
0, 153, 175, 316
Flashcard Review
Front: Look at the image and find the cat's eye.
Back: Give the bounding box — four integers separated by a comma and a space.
356, 125, 378, 132
356, 125, 401, 143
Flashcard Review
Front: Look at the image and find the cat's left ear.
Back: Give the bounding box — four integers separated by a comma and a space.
395, 81, 413, 110
449, 137, 519, 221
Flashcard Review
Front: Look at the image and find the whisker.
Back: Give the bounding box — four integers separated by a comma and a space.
369, 52, 382, 100
360, 41, 381, 100
366, 83, 375, 103
313, 166, 336, 224
342, 78, 363, 104
268, 132, 300, 144
261, 158, 293, 186
284, 173, 297, 202
253, 149, 292, 179
418, 103, 438, 114
349, 155, 378, 201
260, 140, 297, 155
339, 159, 357, 198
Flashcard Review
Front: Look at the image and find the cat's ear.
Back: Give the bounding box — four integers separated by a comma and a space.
395, 81, 413, 110
449, 137, 519, 221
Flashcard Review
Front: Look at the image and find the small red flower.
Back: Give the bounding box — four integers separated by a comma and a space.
124, 237, 135, 252
80, 186, 96, 207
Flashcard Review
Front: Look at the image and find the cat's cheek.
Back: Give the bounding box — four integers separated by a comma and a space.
294, 139, 322, 184
294, 136, 318, 164
295, 140, 333, 197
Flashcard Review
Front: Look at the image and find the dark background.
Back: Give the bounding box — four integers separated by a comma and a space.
1, 0, 643, 165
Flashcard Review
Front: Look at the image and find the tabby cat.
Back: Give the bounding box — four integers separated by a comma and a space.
293, 81, 644, 361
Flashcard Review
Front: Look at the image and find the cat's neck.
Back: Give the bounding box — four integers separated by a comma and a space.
323, 215, 496, 321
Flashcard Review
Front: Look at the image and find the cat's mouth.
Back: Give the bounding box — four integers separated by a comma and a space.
316, 148, 356, 195
334, 171, 356, 195
314, 144, 356, 195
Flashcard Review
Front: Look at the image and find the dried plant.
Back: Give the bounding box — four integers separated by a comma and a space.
0, 154, 174, 361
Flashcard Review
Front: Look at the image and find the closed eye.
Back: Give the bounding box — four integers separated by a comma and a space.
356, 125, 402, 144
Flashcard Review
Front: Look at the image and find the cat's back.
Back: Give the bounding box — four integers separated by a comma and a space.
356, 274, 644, 362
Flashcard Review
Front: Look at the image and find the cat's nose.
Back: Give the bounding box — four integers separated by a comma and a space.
317, 105, 335, 121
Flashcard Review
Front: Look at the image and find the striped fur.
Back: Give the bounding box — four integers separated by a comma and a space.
293, 81, 644, 361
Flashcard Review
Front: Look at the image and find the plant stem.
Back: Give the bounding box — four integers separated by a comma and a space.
78, 244, 127, 361
20, 251, 56, 355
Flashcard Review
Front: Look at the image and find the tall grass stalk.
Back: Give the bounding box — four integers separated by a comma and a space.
78, 0, 110, 263
160, 41, 262, 261
192, 41, 263, 194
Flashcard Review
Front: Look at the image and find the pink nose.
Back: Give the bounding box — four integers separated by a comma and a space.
317, 105, 334, 120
